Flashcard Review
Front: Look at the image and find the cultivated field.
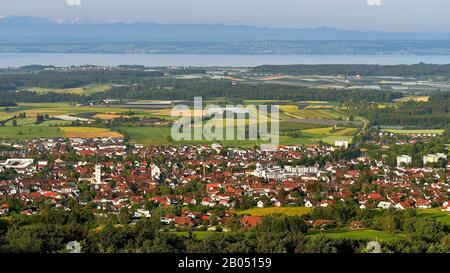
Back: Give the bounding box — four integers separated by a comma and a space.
60, 127, 123, 138
21, 84, 112, 95
237, 207, 312, 216
0, 126, 63, 139
93, 113, 131, 120
382, 129, 445, 135
116, 126, 172, 145
417, 208, 450, 224
394, 96, 429, 103
279, 104, 346, 120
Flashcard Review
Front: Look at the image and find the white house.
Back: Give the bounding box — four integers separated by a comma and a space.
150, 164, 161, 180
134, 209, 151, 218
377, 201, 393, 210
397, 155, 412, 167
257, 200, 264, 208
423, 153, 447, 165
335, 140, 349, 149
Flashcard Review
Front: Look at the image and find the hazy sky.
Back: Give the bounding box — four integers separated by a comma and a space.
1, 0, 450, 32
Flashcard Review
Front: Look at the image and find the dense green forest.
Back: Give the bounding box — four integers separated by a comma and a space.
0, 203, 448, 253
253, 63, 450, 77
0, 70, 164, 91
91, 80, 403, 102
348, 92, 450, 128
0, 72, 404, 103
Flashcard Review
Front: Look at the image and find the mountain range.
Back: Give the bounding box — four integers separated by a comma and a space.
2, 16, 450, 43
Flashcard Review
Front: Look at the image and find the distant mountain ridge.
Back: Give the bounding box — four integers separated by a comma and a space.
2, 16, 450, 43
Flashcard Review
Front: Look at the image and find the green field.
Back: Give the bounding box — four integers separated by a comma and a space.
417, 208, 450, 224
5, 118, 37, 126
0, 102, 357, 146
175, 231, 217, 239
116, 126, 173, 145
174, 229, 402, 242
297, 126, 357, 145
237, 207, 312, 217
381, 129, 445, 135
22, 84, 112, 95
279, 105, 347, 120
307, 229, 405, 242
117, 126, 276, 147
0, 126, 63, 139
279, 121, 319, 130
37, 120, 73, 126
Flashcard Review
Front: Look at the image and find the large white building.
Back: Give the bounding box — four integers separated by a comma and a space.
0, 158, 34, 174
423, 153, 447, 165
93, 164, 102, 184
253, 165, 319, 180
397, 155, 412, 167
335, 140, 349, 149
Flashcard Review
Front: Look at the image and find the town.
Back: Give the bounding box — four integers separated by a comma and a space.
1, 130, 448, 231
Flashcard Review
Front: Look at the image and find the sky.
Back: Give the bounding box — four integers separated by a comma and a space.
1, 0, 450, 32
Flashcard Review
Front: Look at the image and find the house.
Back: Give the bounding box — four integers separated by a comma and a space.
160, 214, 175, 224
304, 200, 313, 208
201, 197, 215, 207
442, 202, 450, 212
240, 215, 262, 228
257, 200, 264, 208
349, 220, 363, 230
320, 200, 334, 207
174, 216, 194, 227
377, 201, 393, 210
335, 140, 349, 149
368, 192, 383, 201
312, 220, 335, 229
397, 155, 412, 167
415, 198, 431, 209
423, 153, 447, 165
271, 198, 281, 207
150, 164, 161, 179
134, 209, 151, 218
394, 200, 412, 210
1, 158, 35, 174
0, 203, 9, 215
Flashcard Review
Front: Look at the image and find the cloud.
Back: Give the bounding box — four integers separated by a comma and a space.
367, 0, 382, 6
66, 0, 82, 6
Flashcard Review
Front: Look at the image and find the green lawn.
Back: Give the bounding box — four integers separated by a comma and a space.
298, 127, 357, 145
5, 118, 37, 126
381, 129, 445, 135
0, 126, 63, 139
175, 231, 217, 239
307, 229, 405, 242
21, 84, 111, 95
116, 126, 173, 145
279, 121, 320, 130
174, 228, 403, 242
279, 105, 347, 120
417, 208, 450, 225
37, 120, 73, 126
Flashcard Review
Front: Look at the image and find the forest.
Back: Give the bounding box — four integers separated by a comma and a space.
349, 92, 450, 128
253, 63, 450, 77
0, 203, 448, 253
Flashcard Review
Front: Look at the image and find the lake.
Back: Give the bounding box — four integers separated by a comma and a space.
2, 53, 450, 67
